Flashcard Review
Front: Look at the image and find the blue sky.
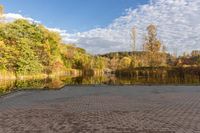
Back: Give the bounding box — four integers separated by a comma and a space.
0, 0, 199, 54
0, 0, 148, 33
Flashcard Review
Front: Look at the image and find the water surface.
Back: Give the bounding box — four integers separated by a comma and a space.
1, 69, 200, 95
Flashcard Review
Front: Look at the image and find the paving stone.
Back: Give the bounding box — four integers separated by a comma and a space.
1, 88, 200, 132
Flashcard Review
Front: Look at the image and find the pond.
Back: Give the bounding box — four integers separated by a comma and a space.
1, 68, 200, 95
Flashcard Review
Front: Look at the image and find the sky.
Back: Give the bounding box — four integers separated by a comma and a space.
0, 0, 200, 55
0, 0, 148, 32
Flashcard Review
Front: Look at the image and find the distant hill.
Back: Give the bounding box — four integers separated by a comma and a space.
99, 51, 147, 59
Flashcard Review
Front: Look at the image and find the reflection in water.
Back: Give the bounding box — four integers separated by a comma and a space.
0, 69, 200, 95
0, 80, 16, 94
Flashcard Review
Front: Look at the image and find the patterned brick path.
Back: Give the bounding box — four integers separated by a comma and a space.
0, 86, 200, 133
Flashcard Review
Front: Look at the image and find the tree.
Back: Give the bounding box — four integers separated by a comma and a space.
0, 5, 3, 16
162, 45, 167, 53
0, 5, 4, 23
118, 57, 131, 69
144, 24, 161, 53
144, 24, 164, 67
130, 27, 137, 51
0, 7, 100, 76
93, 57, 105, 69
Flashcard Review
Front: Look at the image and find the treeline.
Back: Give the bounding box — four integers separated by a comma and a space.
0, 19, 105, 78
1, 20, 199, 79
100, 24, 200, 75
100, 24, 168, 72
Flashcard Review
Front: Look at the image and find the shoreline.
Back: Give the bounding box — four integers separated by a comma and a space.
0, 69, 82, 81
1, 84, 200, 99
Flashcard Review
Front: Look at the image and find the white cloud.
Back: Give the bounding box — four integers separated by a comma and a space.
2, 13, 40, 23
61, 0, 200, 55
2, 0, 200, 55
48, 28, 79, 43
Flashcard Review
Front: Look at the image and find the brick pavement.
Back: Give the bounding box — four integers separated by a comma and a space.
0, 87, 200, 133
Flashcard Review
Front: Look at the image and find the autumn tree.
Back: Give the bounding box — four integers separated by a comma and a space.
93, 57, 105, 69
144, 24, 161, 53
144, 24, 165, 67
118, 57, 131, 69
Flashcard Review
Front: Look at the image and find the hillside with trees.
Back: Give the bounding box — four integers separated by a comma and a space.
0, 19, 105, 79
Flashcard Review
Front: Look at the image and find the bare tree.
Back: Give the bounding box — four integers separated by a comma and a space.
0, 5, 4, 16
173, 47, 178, 58
162, 45, 167, 53
130, 27, 137, 51
0, 5, 4, 22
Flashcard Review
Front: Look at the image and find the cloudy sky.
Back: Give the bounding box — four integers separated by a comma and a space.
1, 0, 200, 55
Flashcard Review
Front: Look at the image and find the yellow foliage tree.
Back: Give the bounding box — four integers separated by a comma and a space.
144, 24, 166, 67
